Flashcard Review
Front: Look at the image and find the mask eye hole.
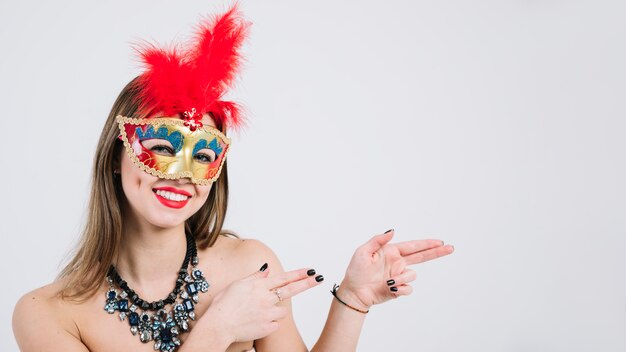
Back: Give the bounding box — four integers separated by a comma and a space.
140, 139, 176, 156
194, 148, 217, 164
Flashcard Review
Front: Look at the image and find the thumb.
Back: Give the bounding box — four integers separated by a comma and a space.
247, 262, 270, 280
362, 230, 394, 253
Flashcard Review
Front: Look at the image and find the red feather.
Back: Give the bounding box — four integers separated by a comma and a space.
135, 5, 249, 128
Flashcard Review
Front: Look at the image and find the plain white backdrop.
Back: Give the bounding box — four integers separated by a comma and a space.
1, 0, 625, 351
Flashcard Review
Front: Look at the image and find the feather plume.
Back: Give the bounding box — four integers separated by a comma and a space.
135, 5, 249, 128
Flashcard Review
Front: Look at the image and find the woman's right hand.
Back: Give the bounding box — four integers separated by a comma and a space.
202, 264, 323, 343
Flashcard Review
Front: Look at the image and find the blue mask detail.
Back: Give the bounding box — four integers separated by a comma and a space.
135, 126, 184, 153
193, 138, 223, 157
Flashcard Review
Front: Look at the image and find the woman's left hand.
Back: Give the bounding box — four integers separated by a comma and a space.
337, 229, 454, 311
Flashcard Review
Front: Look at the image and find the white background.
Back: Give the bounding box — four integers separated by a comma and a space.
1, 1, 625, 351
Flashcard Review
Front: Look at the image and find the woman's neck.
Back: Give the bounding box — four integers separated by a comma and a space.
114, 217, 188, 300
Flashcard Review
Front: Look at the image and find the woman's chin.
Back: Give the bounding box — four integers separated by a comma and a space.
140, 208, 193, 230
147, 217, 187, 230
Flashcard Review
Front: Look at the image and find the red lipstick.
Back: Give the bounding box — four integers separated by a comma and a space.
152, 186, 192, 197
152, 186, 192, 209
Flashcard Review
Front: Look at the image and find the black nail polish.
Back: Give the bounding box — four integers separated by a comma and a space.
315, 275, 324, 282
307, 269, 316, 276
384, 229, 394, 234
387, 279, 395, 286
259, 263, 268, 272
390, 286, 398, 292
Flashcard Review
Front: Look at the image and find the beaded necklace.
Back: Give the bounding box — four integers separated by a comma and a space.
104, 232, 209, 352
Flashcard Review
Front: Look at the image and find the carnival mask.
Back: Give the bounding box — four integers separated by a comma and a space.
117, 115, 230, 185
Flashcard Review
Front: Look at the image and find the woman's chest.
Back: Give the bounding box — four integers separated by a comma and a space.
76, 272, 253, 351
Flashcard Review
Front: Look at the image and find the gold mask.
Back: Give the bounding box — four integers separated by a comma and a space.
117, 115, 231, 185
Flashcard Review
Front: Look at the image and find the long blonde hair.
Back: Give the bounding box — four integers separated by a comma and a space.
58, 78, 230, 300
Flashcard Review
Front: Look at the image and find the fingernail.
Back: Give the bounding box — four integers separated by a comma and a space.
441, 240, 445, 246
386, 279, 395, 286
315, 275, 324, 282
384, 228, 394, 234
390, 286, 398, 292
307, 269, 316, 276
259, 263, 268, 272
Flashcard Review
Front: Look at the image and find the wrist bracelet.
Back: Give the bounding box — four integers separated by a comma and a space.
330, 284, 369, 314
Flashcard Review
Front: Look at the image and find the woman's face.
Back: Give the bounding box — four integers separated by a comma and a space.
118, 114, 217, 229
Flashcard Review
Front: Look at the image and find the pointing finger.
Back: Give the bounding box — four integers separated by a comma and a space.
273, 274, 324, 302
395, 239, 445, 256
404, 245, 454, 265
265, 268, 317, 290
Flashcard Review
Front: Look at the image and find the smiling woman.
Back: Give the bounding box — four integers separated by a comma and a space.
118, 117, 217, 227
11, 5, 453, 352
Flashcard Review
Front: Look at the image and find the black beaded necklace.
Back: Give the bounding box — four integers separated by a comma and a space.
104, 232, 209, 352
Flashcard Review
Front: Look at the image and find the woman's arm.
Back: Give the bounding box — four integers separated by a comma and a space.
243, 240, 316, 352
177, 313, 233, 352
193, 233, 452, 352
254, 230, 453, 352
310, 293, 368, 352
311, 230, 454, 352
182, 239, 322, 352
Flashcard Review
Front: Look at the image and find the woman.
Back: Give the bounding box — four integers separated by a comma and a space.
12, 7, 454, 352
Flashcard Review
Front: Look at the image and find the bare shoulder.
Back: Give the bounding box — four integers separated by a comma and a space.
14, 281, 67, 330
13, 280, 88, 351
208, 234, 285, 275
